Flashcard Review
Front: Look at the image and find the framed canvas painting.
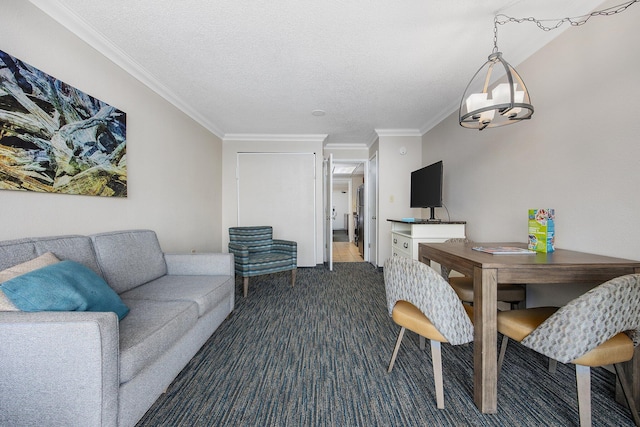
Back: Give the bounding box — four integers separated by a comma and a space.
0, 49, 127, 197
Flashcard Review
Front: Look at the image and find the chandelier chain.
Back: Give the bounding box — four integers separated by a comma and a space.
492, 0, 639, 51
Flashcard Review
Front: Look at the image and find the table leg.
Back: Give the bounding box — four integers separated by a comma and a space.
473, 266, 498, 413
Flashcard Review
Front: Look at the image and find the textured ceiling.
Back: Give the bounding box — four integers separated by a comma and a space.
30, 0, 605, 146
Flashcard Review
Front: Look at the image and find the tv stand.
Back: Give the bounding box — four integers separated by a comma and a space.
427, 207, 437, 221
388, 219, 466, 260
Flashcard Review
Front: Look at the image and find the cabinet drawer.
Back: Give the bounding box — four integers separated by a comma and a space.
392, 234, 412, 252
391, 233, 412, 258
391, 248, 411, 258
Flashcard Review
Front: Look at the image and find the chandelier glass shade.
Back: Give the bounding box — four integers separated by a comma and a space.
459, 51, 533, 130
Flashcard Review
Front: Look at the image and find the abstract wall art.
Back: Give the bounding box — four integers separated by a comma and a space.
0, 49, 127, 197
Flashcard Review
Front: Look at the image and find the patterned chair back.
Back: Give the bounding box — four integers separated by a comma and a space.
229, 226, 273, 253
384, 256, 474, 345
522, 274, 640, 363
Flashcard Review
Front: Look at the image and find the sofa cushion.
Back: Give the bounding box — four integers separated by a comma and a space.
0, 252, 61, 311
0, 235, 102, 276
0, 239, 38, 271
33, 235, 102, 275
118, 298, 198, 383
120, 275, 233, 317
0, 260, 130, 320
91, 230, 167, 294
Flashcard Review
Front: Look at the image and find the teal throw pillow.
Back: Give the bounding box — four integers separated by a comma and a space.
0, 260, 129, 320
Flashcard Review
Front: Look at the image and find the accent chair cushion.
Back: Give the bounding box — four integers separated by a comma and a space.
0, 260, 129, 320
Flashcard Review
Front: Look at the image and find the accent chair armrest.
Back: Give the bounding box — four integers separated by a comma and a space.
273, 239, 297, 268
228, 242, 249, 269
273, 239, 296, 249
228, 242, 248, 254
273, 239, 297, 255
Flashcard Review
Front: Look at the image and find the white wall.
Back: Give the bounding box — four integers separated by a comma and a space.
221, 136, 325, 264
332, 188, 349, 230
0, 1, 223, 252
422, 5, 640, 306
376, 132, 423, 264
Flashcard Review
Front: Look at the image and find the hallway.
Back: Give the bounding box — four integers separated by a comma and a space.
332, 241, 364, 263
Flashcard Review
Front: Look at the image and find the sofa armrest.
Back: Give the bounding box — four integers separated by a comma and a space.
164, 252, 234, 276
0, 311, 119, 427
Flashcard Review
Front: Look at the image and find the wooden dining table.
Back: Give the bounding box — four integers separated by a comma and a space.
418, 241, 640, 414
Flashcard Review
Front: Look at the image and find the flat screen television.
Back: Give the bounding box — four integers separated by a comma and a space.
410, 160, 443, 221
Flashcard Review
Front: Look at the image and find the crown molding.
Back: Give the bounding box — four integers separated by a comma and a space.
365, 131, 379, 147
419, 102, 458, 135
223, 134, 328, 143
28, 0, 225, 139
374, 128, 422, 137
323, 143, 370, 151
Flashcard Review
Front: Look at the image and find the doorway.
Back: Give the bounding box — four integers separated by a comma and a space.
331, 161, 365, 263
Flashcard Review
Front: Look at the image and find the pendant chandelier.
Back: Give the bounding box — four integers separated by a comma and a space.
459, 1, 639, 130
458, 30, 533, 131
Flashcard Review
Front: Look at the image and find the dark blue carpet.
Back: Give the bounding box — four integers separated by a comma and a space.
136, 263, 634, 426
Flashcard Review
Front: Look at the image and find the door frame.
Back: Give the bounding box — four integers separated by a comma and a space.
367, 151, 378, 267
324, 158, 369, 264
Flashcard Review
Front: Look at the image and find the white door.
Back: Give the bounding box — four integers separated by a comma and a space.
368, 152, 378, 267
323, 154, 333, 270
237, 152, 316, 267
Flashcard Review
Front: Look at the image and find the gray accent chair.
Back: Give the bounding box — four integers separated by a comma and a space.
497, 274, 640, 427
384, 256, 474, 409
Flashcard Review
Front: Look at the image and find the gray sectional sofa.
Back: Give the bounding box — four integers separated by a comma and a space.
0, 229, 235, 427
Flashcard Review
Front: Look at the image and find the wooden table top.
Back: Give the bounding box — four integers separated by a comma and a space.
418, 242, 640, 285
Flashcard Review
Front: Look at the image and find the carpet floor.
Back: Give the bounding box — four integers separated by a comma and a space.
136, 263, 634, 426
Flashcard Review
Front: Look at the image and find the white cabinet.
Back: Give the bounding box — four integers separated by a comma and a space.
389, 220, 466, 260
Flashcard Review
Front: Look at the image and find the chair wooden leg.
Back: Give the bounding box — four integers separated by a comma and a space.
614, 363, 640, 427
497, 335, 509, 379
291, 269, 296, 287
387, 327, 406, 373
431, 340, 445, 409
576, 364, 592, 427
243, 277, 249, 298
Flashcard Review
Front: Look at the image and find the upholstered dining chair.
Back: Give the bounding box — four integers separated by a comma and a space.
496, 274, 640, 427
384, 256, 474, 409
441, 238, 526, 309
228, 226, 297, 297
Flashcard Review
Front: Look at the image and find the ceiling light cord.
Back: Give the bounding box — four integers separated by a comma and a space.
495, 0, 639, 33
460, 0, 639, 130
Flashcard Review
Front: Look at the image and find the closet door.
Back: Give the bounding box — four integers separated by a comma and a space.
237, 152, 316, 267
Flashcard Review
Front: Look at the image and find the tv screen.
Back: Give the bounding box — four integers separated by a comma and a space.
410, 161, 443, 219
